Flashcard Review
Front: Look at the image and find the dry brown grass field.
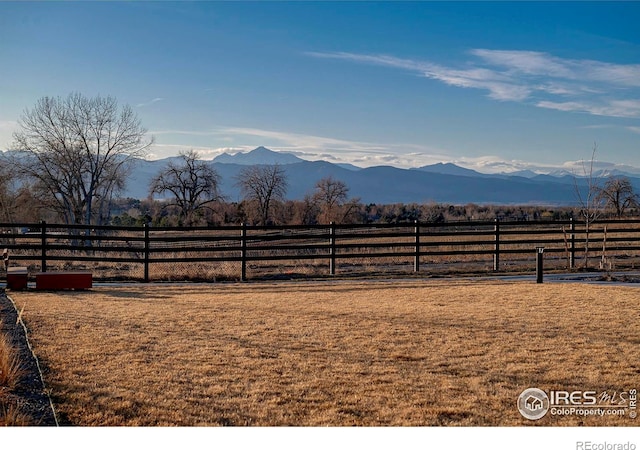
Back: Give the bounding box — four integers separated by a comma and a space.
10, 280, 640, 426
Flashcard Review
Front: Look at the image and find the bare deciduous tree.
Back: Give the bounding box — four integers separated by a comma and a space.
149, 150, 222, 225
573, 143, 605, 269
299, 193, 321, 225
597, 176, 638, 218
313, 176, 348, 223
236, 164, 288, 225
12, 93, 152, 226
311, 176, 359, 223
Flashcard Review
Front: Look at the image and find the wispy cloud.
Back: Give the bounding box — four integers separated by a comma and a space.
145, 143, 240, 161
451, 155, 640, 176
468, 49, 640, 87
306, 51, 528, 101
0, 120, 18, 131
307, 49, 640, 118
537, 99, 640, 118
136, 97, 165, 108
453, 155, 550, 174
218, 126, 389, 153
149, 128, 220, 137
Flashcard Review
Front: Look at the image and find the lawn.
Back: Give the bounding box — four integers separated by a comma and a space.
10, 279, 640, 426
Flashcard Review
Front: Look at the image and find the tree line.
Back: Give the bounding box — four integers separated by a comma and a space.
1, 93, 638, 227
145, 149, 359, 226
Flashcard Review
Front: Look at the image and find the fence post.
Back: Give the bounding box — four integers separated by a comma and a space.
570, 217, 576, 270
41, 220, 47, 272
241, 223, 247, 282
536, 247, 545, 283
329, 222, 336, 275
493, 218, 500, 272
414, 220, 420, 273
143, 223, 150, 282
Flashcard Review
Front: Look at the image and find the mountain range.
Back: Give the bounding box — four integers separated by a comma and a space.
129, 146, 640, 205
4, 146, 640, 205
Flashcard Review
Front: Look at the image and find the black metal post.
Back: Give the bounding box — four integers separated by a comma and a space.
536, 247, 544, 283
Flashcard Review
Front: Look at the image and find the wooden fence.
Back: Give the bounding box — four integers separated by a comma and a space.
1, 219, 640, 282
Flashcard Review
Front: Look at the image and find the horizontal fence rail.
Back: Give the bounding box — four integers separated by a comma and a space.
1, 219, 640, 282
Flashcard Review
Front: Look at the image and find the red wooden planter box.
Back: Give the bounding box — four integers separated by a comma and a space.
35, 272, 92, 290
7, 267, 28, 290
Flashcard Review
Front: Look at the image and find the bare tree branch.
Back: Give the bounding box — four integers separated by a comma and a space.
573, 143, 605, 269
236, 165, 288, 225
149, 150, 222, 225
12, 93, 153, 226
312, 176, 350, 224
597, 176, 639, 218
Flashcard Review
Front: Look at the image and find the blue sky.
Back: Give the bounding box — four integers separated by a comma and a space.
1, 1, 639, 173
